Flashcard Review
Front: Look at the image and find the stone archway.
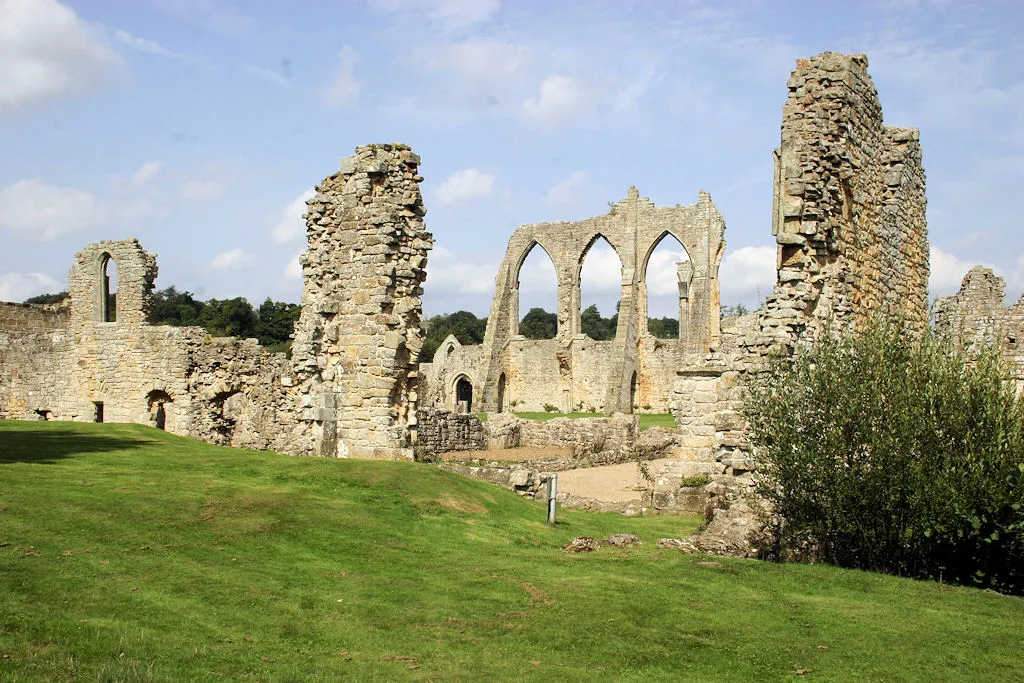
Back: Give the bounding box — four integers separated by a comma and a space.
454, 375, 474, 412
146, 389, 172, 430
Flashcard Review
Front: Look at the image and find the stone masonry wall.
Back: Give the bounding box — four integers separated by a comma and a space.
935, 266, 1024, 388
289, 143, 432, 458
671, 52, 929, 500
414, 407, 485, 455
0, 303, 72, 420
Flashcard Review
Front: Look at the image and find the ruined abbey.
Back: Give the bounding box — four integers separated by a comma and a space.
1, 52, 1018, 487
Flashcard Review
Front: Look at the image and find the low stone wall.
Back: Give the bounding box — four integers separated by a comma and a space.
415, 408, 485, 454
483, 413, 668, 465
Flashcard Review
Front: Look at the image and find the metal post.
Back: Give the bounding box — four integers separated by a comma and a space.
546, 473, 558, 525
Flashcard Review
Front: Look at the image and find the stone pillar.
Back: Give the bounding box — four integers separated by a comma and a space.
290, 143, 432, 459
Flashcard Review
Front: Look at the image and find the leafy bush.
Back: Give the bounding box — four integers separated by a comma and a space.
746, 317, 1024, 593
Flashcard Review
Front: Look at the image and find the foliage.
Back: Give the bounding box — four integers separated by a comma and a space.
23, 292, 69, 305
149, 287, 301, 353
520, 307, 557, 339
680, 475, 711, 488
746, 317, 1024, 593
542, 403, 559, 413
647, 316, 679, 339
2, 421, 1023, 680
420, 310, 487, 361
721, 303, 750, 317
581, 304, 617, 340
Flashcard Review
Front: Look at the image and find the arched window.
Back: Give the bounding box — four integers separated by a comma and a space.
516, 242, 557, 339
643, 234, 691, 339
578, 235, 622, 340
100, 253, 118, 323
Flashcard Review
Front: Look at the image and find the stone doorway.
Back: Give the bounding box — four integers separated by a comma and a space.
455, 376, 473, 413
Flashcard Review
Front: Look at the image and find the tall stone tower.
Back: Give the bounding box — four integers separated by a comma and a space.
290, 144, 432, 458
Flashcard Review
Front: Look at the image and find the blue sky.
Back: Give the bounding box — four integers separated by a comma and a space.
1, 0, 1021, 319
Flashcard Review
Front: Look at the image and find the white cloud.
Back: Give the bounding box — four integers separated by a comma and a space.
210, 248, 250, 272
0, 272, 62, 302
97, 25, 182, 59
271, 189, 315, 244
246, 64, 292, 88
435, 168, 495, 206
423, 246, 496, 295
546, 171, 589, 205
416, 39, 527, 81
579, 244, 622, 294
521, 75, 590, 127
179, 179, 224, 202
284, 250, 304, 280
321, 46, 359, 108
929, 244, 998, 298
0, 0, 123, 116
646, 244, 692, 298
0, 178, 104, 240
130, 161, 162, 188
719, 245, 776, 306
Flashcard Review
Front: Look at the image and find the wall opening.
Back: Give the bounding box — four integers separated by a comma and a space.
147, 390, 172, 431
454, 376, 474, 412
578, 235, 622, 340
516, 242, 557, 339
93, 401, 104, 423
496, 373, 506, 413
629, 371, 637, 414
100, 253, 118, 323
643, 233, 690, 339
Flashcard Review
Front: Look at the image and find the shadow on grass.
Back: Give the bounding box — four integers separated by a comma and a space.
0, 428, 155, 464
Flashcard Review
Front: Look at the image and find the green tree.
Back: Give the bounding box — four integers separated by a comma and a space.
746, 317, 1024, 593
199, 298, 258, 339
520, 308, 557, 339
420, 310, 488, 361
23, 292, 68, 305
255, 298, 302, 352
581, 304, 618, 340
647, 316, 679, 339
150, 287, 205, 326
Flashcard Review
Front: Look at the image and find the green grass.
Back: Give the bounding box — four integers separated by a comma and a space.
2, 421, 1023, 680
510, 412, 677, 430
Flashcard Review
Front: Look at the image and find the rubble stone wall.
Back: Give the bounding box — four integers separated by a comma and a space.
290, 143, 432, 458
935, 267, 1024, 388
414, 407, 485, 454
0, 144, 433, 460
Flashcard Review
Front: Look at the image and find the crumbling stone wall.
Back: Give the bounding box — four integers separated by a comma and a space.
756, 52, 928, 353
0, 303, 71, 420
424, 188, 726, 415
0, 145, 432, 461
935, 266, 1024, 387
671, 52, 929, 500
414, 407, 485, 455
287, 143, 432, 458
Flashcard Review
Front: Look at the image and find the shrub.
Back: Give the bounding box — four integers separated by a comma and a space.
542, 403, 559, 413
745, 317, 1024, 594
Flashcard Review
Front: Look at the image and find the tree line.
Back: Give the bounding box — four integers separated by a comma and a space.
25, 288, 301, 354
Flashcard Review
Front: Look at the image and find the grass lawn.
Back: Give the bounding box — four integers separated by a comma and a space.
2, 421, 1023, 680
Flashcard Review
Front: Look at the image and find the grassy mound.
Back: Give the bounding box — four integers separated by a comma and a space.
1, 421, 1022, 680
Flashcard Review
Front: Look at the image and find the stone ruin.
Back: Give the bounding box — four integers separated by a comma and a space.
934, 267, 1024, 388
0, 143, 431, 460
421, 187, 726, 415
7, 50, 1015, 525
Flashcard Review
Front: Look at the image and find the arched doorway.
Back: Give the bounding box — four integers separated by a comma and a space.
454, 376, 473, 412
496, 373, 507, 413
146, 390, 172, 430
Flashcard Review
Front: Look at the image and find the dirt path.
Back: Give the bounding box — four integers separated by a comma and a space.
556, 458, 674, 502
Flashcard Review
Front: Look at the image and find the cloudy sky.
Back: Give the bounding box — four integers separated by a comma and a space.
1, 0, 1021, 319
